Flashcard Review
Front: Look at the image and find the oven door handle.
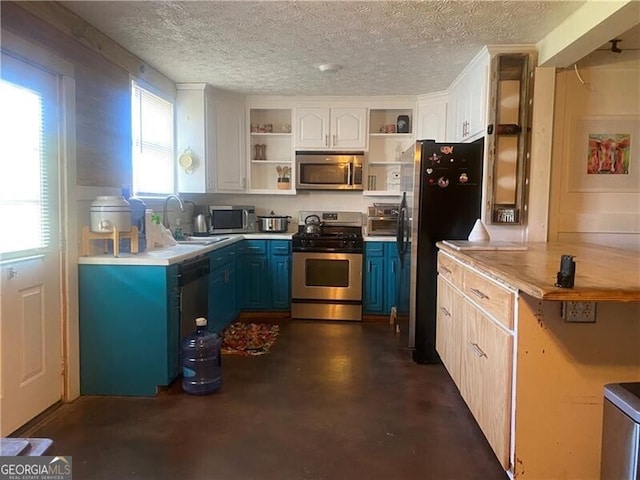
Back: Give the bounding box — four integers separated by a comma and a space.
347, 162, 353, 186
243, 209, 249, 230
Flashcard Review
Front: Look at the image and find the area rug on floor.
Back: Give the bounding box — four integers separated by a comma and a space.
220, 322, 280, 356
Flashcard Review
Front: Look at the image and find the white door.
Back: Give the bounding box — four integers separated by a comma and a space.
0, 52, 64, 435
295, 107, 330, 149
330, 107, 367, 149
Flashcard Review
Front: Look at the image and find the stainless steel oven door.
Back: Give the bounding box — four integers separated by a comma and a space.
292, 252, 363, 301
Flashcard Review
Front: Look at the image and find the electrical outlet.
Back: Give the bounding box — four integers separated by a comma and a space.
561, 301, 597, 323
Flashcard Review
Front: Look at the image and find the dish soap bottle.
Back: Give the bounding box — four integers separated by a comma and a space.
173, 218, 184, 241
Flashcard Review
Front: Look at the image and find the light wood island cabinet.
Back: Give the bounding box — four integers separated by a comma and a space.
436, 242, 640, 479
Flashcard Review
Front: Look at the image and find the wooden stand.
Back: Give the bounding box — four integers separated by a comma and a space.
81, 225, 138, 257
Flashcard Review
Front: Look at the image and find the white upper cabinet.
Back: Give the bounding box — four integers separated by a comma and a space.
212, 93, 246, 192
176, 84, 246, 193
176, 83, 214, 193
330, 108, 367, 149
416, 93, 448, 141
447, 50, 489, 142
295, 107, 367, 150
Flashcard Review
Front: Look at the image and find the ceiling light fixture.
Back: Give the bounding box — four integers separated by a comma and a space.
318, 63, 342, 73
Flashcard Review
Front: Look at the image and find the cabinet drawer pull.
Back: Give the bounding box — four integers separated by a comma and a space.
325, 134, 329, 147
469, 342, 487, 358
439, 307, 451, 317
470, 288, 489, 300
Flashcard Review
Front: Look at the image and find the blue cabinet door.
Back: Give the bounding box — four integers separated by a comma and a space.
208, 266, 228, 333
271, 255, 290, 310
364, 242, 385, 314
241, 254, 270, 309
386, 249, 400, 315
270, 240, 291, 310
225, 261, 238, 324
209, 245, 239, 333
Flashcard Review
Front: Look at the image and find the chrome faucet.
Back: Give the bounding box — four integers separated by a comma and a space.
162, 194, 184, 229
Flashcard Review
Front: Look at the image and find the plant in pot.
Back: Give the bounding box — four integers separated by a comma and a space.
276, 166, 291, 190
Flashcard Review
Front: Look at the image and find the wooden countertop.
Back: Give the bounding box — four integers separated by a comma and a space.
436, 241, 640, 302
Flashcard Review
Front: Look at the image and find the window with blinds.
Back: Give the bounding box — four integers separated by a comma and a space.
131, 81, 175, 196
0, 80, 49, 258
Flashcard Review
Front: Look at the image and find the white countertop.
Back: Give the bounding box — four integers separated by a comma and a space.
364, 235, 396, 242
78, 233, 294, 266
79, 232, 397, 266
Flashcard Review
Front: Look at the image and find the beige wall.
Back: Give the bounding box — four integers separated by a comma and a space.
549, 58, 640, 250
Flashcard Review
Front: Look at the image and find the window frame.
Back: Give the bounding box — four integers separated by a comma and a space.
130, 78, 176, 198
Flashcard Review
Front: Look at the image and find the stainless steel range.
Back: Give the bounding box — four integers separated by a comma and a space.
291, 211, 364, 321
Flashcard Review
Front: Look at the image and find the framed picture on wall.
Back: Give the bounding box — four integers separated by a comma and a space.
568, 115, 640, 192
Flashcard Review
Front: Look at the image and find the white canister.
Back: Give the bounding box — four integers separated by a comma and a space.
90, 196, 132, 233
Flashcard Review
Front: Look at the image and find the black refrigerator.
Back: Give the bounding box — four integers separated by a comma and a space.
395, 139, 484, 364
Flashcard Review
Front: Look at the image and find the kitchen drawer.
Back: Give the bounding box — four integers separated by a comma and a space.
210, 244, 236, 271
270, 240, 291, 256
437, 252, 463, 287
365, 242, 385, 257
463, 267, 514, 330
242, 240, 267, 255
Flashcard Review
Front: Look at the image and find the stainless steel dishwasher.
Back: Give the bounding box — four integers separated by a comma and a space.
178, 255, 210, 340
601, 382, 640, 479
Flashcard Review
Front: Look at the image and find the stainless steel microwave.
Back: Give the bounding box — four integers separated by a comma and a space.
295, 151, 364, 190
207, 205, 256, 234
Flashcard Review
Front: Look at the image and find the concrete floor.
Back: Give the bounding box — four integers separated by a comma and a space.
24, 320, 507, 480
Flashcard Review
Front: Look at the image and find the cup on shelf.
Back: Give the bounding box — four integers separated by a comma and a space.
385, 124, 396, 134
265, 124, 273, 133
250, 123, 259, 133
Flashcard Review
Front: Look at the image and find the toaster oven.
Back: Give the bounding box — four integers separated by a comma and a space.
366, 204, 399, 236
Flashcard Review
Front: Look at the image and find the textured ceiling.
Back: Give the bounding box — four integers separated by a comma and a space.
60, 0, 586, 96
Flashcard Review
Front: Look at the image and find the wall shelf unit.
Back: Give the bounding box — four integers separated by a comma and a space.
485, 53, 534, 225
248, 108, 294, 194
366, 108, 414, 195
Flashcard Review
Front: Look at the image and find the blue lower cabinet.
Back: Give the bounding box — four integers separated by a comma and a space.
270, 241, 291, 310
79, 264, 180, 396
364, 254, 385, 314
240, 253, 270, 309
239, 239, 291, 311
208, 244, 238, 333
387, 250, 400, 315
363, 242, 400, 315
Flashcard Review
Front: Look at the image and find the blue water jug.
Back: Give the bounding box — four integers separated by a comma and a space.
181, 317, 222, 395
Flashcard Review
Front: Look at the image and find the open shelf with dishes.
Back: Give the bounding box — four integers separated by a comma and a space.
365, 116, 414, 195
248, 107, 294, 194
